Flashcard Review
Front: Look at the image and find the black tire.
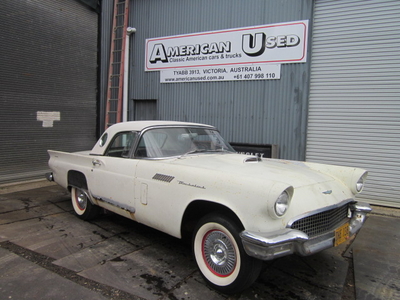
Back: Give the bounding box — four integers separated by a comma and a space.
71, 187, 100, 220
192, 213, 262, 294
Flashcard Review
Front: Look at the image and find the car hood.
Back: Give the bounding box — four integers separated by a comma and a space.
172, 153, 336, 188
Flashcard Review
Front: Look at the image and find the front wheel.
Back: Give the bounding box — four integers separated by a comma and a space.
193, 213, 262, 294
71, 187, 100, 220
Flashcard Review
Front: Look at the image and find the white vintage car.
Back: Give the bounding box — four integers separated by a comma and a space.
47, 121, 371, 294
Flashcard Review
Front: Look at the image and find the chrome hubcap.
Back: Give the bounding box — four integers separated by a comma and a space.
203, 230, 236, 276
76, 190, 87, 210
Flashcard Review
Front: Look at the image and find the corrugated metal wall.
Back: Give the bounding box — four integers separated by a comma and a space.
127, 0, 313, 161
307, 0, 400, 207
0, 0, 98, 184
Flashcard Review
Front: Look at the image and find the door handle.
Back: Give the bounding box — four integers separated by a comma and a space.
92, 159, 101, 166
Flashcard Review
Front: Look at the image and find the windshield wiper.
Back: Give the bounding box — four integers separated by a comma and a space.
184, 149, 209, 155
184, 148, 231, 156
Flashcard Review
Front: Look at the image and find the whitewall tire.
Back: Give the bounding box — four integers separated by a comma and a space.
71, 187, 100, 220
193, 213, 262, 294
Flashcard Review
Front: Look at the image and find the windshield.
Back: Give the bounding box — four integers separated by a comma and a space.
135, 127, 235, 158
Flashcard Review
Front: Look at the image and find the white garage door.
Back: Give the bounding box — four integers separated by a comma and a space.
306, 0, 400, 207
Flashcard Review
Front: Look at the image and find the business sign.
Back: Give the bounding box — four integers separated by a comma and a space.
145, 20, 308, 71
160, 64, 280, 83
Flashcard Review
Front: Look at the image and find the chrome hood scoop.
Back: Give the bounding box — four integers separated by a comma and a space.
243, 156, 262, 163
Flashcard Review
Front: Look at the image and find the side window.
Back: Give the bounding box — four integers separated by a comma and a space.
105, 131, 137, 158
135, 130, 167, 158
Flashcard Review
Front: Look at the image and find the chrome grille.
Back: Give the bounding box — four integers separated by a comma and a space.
290, 204, 350, 238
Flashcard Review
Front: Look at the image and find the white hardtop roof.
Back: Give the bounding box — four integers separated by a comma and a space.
90, 120, 216, 155
106, 120, 215, 133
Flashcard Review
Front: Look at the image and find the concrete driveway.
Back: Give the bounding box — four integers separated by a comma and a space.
0, 184, 399, 299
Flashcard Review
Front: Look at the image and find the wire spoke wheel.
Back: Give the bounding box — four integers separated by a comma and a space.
203, 230, 237, 276
193, 213, 262, 294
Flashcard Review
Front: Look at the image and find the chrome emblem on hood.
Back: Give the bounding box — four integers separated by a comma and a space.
322, 190, 332, 195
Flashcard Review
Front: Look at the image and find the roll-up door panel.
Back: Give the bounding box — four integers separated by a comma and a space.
0, 0, 98, 184
307, 0, 400, 207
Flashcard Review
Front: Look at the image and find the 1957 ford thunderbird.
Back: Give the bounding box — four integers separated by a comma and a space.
46, 121, 371, 294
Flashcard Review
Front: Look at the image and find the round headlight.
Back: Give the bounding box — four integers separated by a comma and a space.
275, 191, 289, 216
356, 175, 366, 193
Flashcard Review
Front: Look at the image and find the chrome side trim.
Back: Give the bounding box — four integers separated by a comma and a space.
91, 194, 136, 213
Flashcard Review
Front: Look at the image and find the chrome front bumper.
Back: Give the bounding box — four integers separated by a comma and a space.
240, 202, 371, 261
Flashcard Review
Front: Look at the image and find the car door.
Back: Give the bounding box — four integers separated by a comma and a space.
88, 131, 138, 212
131, 127, 190, 237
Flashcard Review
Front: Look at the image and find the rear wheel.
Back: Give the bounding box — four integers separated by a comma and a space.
193, 213, 262, 294
71, 187, 100, 220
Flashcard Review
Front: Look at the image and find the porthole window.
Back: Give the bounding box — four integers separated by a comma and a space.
99, 133, 108, 147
